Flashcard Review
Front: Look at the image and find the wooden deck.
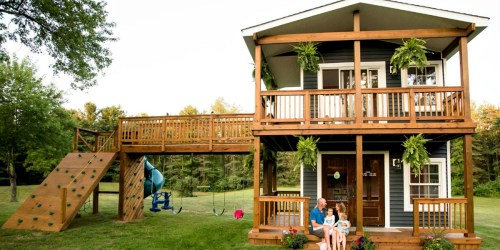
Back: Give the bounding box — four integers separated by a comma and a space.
249, 228, 482, 249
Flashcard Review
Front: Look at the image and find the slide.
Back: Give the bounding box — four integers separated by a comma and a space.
143, 157, 165, 197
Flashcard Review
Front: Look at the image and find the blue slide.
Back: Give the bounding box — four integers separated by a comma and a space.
143, 157, 165, 197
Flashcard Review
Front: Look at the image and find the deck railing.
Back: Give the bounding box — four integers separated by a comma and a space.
73, 128, 118, 152
118, 114, 253, 146
413, 198, 468, 236
260, 87, 465, 124
258, 196, 310, 233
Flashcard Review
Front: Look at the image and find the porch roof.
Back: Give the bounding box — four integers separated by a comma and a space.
241, 0, 489, 87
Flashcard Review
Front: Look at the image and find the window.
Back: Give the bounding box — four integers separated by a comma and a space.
401, 61, 443, 87
403, 158, 447, 211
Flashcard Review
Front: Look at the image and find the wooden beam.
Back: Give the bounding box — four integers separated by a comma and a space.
459, 37, 472, 122
463, 134, 475, 237
441, 37, 460, 59
253, 137, 261, 233
356, 135, 363, 235
118, 151, 127, 221
93, 184, 99, 215
257, 28, 471, 45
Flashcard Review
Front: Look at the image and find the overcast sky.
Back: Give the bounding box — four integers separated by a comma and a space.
7, 0, 499, 116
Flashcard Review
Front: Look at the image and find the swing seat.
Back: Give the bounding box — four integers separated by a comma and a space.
234, 209, 244, 219
212, 208, 225, 216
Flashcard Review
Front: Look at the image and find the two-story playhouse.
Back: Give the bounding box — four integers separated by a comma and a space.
2, 0, 487, 248
242, 0, 486, 247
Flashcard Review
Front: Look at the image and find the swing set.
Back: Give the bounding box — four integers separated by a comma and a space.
147, 154, 246, 219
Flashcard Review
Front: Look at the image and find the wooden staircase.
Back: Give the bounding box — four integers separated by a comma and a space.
2, 152, 118, 232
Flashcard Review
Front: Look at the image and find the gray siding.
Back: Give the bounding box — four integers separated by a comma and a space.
304, 167, 318, 211
389, 141, 448, 227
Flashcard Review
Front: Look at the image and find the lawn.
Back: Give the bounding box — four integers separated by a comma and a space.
1, 185, 499, 249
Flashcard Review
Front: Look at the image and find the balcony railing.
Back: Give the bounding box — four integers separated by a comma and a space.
413, 198, 468, 236
118, 114, 254, 147
260, 87, 465, 125
258, 196, 310, 233
73, 128, 118, 152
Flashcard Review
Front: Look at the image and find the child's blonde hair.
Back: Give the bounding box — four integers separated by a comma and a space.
340, 213, 348, 220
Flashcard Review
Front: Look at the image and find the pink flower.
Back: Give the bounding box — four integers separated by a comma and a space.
437, 237, 441, 241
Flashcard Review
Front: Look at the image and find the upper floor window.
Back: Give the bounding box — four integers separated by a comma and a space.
401, 60, 443, 87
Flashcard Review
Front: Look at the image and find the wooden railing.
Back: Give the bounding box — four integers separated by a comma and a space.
119, 114, 253, 146
260, 87, 465, 124
73, 128, 118, 152
258, 196, 310, 233
413, 198, 468, 236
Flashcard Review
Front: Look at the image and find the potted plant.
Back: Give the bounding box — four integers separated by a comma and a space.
252, 61, 277, 90
293, 41, 322, 72
421, 231, 454, 250
295, 136, 319, 170
282, 228, 308, 249
402, 133, 430, 176
390, 38, 429, 74
351, 232, 376, 250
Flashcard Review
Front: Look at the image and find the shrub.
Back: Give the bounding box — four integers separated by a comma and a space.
473, 179, 500, 197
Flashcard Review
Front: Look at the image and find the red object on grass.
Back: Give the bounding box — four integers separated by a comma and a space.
234, 209, 244, 219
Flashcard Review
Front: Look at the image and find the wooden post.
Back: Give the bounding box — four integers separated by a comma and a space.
304, 92, 311, 125
353, 11, 362, 124
463, 134, 475, 237
459, 37, 472, 122
118, 151, 127, 221
60, 187, 67, 224
409, 89, 416, 123
93, 184, 99, 215
73, 128, 79, 152
272, 160, 277, 193
356, 135, 363, 235
254, 38, 262, 126
413, 200, 419, 236
253, 137, 261, 232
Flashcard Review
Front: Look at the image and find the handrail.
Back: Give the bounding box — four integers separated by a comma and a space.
413, 198, 468, 236
260, 86, 466, 125
258, 196, 310, 234
73, 128, 118, 152
118, 114, 254, 148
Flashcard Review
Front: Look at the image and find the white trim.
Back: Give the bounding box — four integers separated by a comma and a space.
317, 150, 390, 227
403, 158, 447, 212
241, 0, 489, 36
318, 62, 387, 89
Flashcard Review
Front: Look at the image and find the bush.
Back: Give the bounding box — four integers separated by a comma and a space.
451, 177, 464, 196
473, 179, 500, 197
351, 232, 375, 250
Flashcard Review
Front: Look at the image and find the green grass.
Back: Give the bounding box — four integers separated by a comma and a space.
0, 184, 280, 250
474, 197, 500, 250
1, 185, 499, 249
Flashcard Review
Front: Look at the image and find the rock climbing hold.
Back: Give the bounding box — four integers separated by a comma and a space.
81, 171, 86, 174
91, 175, 95, 179
81, 186, 85, 189
78, 154, 81, 157
100, 158, 103, 162
67, 203, 71, 207
57, 185, 61, 189
65, 169, 69, 173
18, 218, 23, 223
33, 217, 38, 221
48, 222, 53, 226
70, 175, 75, 178
31, 194, 36, 198
77, 194, 82, 197
73, 179, 77, 183
37, 203, 42, 207
92, 169, 96, 173
56, 168, 60, 171
71, 188, 76, 192
49, 211, 54, 215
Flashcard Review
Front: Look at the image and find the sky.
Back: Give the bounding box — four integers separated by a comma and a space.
6, 0, 500, 116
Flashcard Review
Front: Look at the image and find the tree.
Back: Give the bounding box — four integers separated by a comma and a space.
210, 97, 240, 114
179, 105, 200, 115
0, 57, 74, 201
0, 0, 116, 89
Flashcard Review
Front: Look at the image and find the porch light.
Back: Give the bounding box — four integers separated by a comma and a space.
392, 159, 402, 169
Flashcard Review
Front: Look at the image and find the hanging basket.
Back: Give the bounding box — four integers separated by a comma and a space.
293, 42, 322, 73
295, 136, 319, 170
390, 38, 429, 74
402, 134, 430, 176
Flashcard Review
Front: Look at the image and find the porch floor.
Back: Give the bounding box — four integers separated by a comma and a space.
248, 227, 482, 249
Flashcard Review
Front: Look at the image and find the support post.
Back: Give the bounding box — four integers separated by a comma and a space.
356, 135, 363, 235
459, 37, 472, 122
463, 134, 475, 237
118, 151, 127, 221
253, 137, 261, 232
93, 184, 99, 215
60, 187, 67, 224
353, 11, 363, 124
254, 39, 262, 126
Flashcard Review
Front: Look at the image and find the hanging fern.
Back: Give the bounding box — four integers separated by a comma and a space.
252, 61, 277, 90
295, 136, 320, 170
402, 134, 430, 176
293, 42, 322, 72
390, 38, 429, 74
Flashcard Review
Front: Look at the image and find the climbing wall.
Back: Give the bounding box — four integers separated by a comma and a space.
2, 152, 117, 232
121, 155, 145, 222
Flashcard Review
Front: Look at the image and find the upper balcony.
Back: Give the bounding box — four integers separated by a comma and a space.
253, 86, 475, 136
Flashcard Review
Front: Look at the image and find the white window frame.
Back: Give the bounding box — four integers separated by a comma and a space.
318, 62, 387, 89
401, 60, 444, 87
403, 158, 447, 212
